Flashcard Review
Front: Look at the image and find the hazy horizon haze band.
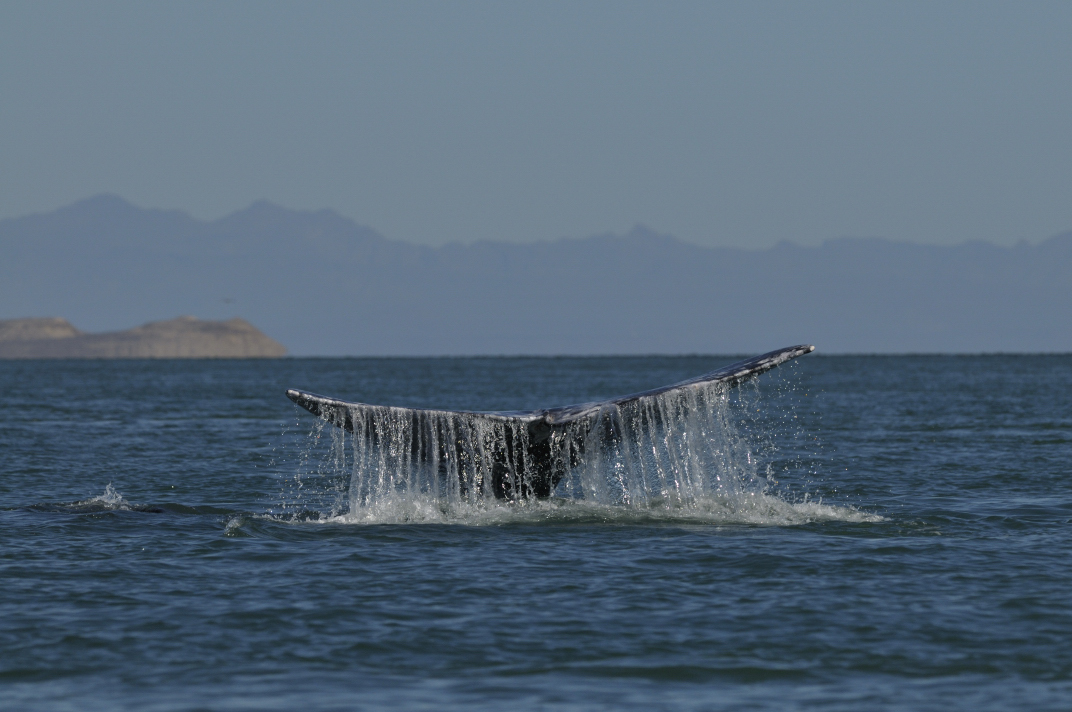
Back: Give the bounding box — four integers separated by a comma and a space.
6, 193, 1072, 251
1, 1, 1070, 248
2, 194, 1069, 354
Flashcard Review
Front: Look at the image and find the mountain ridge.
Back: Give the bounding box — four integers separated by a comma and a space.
1, 195, 1069, 355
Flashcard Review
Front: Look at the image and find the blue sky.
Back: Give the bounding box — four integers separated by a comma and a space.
1, 1, 1070, 248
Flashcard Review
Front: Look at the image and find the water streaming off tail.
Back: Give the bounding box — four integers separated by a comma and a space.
280, 377, 878, 525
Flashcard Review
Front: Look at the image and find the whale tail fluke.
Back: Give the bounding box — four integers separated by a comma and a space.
286, 345, 815, 501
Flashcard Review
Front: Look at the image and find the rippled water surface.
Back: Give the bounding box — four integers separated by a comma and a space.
2, 355, 1071, 710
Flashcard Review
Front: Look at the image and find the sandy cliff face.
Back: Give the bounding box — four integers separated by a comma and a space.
0, 317, 83, 342
0, 316, 286, 358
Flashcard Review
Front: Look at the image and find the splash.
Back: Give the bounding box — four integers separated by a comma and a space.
42, 483, 168, 515
283, 376, 879, 526
81, 483, 131, 510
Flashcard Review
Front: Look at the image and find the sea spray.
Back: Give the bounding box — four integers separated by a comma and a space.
275, 415, 350, 519
280, 370, 868, 525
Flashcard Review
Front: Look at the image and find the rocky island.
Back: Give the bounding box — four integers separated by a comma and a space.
0, 316, 287, 358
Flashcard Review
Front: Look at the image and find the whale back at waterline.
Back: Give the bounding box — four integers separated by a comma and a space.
286, 345, 814, 500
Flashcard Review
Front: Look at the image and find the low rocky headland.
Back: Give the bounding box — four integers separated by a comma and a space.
0, 316, 287, 358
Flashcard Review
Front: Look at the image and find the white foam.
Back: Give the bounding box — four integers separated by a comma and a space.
299, 489, 881, 527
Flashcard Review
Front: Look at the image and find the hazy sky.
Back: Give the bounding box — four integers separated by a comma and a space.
2, 1, 1070, 248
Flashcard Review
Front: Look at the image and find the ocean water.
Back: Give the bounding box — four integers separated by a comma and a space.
1, 354, 1070, 711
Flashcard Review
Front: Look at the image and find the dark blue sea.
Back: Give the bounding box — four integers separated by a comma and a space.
2, 354, 1071, 711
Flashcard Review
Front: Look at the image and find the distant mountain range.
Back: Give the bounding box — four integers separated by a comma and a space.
1, 195, 1069, 354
